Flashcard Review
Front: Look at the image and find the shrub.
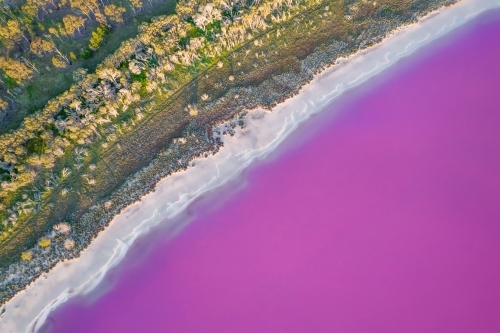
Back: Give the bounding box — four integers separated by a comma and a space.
39, 238, 51, 248
0, 97, 7, 110
80, 49, 93, 59
52, 56, 68, 68
89, 24, 111, 50
21, 251, 32, 261
64, 239, 75, 250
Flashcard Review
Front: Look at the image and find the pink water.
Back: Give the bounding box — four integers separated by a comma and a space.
44, 10, 500, 333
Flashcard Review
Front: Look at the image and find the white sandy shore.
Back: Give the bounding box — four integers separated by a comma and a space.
2, 0, 500, 331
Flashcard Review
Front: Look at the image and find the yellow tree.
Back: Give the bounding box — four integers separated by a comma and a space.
47, 22, 67, 41
21, 251, 33, 261
0, 57, 33, 83
0, 20, 27, 51
52, 55, 68, 68
21, 0, 40, 20
63, 15, 87, 36
0, 98, 7, 111
69, 0, 101, 20
104, 4, 126, 24
30, 37, 56, 55
129, 0, 143, 13
39, 237, 51, 248
31, 37, 70, 64
176, 0, 198, 21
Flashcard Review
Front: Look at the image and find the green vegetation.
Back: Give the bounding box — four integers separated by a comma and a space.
0, 0, 178, 133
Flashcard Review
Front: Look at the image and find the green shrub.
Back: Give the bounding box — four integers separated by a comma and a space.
2, 76, 17, 88
80, 49, 93, 59
89, 24, 111, 51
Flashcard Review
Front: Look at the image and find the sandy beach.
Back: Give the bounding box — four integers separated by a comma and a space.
2, 0, 500, 331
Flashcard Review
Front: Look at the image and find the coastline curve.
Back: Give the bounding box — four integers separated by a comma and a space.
1, 0, 500, 331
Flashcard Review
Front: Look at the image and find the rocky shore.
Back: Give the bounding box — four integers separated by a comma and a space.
0, 0, 457, 309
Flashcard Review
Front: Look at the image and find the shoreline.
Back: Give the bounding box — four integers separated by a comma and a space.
46, 11, 500, 330
2, 0, 500, 331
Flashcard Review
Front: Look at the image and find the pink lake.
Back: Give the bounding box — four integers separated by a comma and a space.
43, 9, 500, 333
